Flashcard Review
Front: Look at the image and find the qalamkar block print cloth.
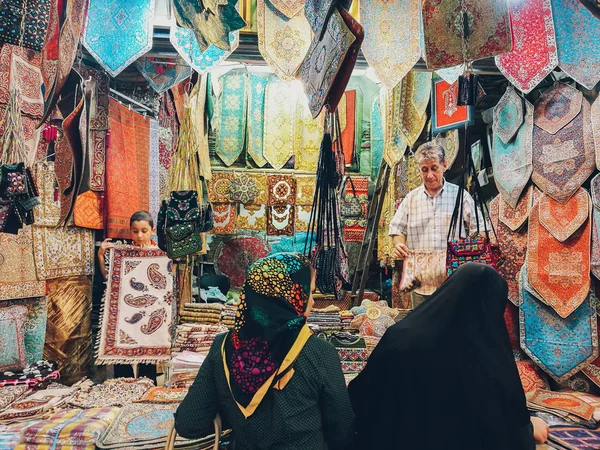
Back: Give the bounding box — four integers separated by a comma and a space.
96, 245, 176, 365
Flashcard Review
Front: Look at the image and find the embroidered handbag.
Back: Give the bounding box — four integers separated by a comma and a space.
159, 190, 204, 259
341, 176, 363, 218
1, 163, 28, 198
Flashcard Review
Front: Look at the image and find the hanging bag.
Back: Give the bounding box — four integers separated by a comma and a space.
198, 177, 214, 233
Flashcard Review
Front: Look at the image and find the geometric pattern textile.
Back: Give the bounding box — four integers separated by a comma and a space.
398, 71, 429, 147
499, 184, 533, 232
267, 175, 296, 206
208, 172, 234, 203
215, 74, 247, 166
491, 93, 533, 209
520, 285, 598, 382
0, 0, 50, 52
135, 56, 193, 95
293, 96, 323, 173
263, 81, 299, 170
343, 176, 369, 242
360, 0, 420, 89
592, 204, 600, 281
73, 190, 104, 230
96, 246, 175, 365
268, 0, 304, 18
212, 203, 236, 235
529, 389, 595, 420
549, 427, 600, 450
83, 0, 155, 77
538, 189, 589, 243
527, 198, 591, 318
214, 235, 271, 288
422, 0, 513, 70
532, 83, 594, 205
516, 359, 549, 394
582, 322, 600, 389
594, 97, 600, 170
551, 0, 600, 90
0, 305, 27, 372
2, 297, 47, 365
494, 0, 558, 94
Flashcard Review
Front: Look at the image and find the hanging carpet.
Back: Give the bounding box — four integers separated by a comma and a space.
263, 81, 299, 169
495, 0, 558, 94
40, 0, 59, 93
84, 0, 155, 77
208, 172, 234, 203
499, 184, 533, 232
421, 0, 513, 70
532, 82, 594, 204
136, 56, 192, 95
383, 86, 406, 166
96, 246, 175, 365
516, 359, 550, 394
527, 191, 591, 318
295, 175, 316, 206
552, 0, 600, 90
214, 235, 270, 288
158, 92, 178, 200
370, 97, 384, 180
106, 99, 150, 239
267, 205, 294, 236
247, 74, 274, 167
215, 73, 247, 166
538, 188, 589, 243
360, 0, 420, 90
582, 321, 600, 388
294, 95, 323, 172
520, 280, 597, 382
257, 0, 311, 81
267, 174, 296, 206
33, 162, 61, 227
398, 71, 430, 147
591, 174, 600, 280
268, 0, 304, 18
431, 76, 474, 134
0, 0, 50, 52
593, 97, 600, 169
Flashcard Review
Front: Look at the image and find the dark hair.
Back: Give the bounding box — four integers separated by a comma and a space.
130, 210, 154, 227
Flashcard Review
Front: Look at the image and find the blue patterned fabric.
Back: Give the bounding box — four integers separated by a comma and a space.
83, 0, 155, 77
247, 74, 274, 167
370, 97, 384, 180
520, 267, 598, 382
135, 57, 192, 94
170, 21, 239, 74
215, 74, 248, 166
552, 0, 600, 90
269, 233, 315, 255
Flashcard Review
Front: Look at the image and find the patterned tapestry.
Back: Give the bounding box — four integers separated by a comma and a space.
97, 246, 175, 365
527, 192, 591, 318
516, 359, 549, 394
263, 81, 299, 169
170, 19, 239, 74
549, 427, 600, 449
499, 185, 533, 232
267, 205, 295, 236
0, 305, 28, 371
343, 176, 369, 242
84, 0, 155, 76
383, 85, 407, 166
236, 204, 267, 231
551, 0, 600, 90
370, 97, 384, 180
582, 322, 600, 388
340, 91, 357, 167
215, 73, 248, 166
40, 0, 59, 92
0, 0, 49, 52
257, 0, 311, 81
268, 175, 296, 206
208, 172, 234, 203
136, 56, 192, 94
435, 64, 464, 84
214, 235, 271, 288
2, 297, 47, 365
431, 77, 474, 134
532, 83, 594, 204
422, 0, 512, 69
106, 99, 151, 239
158, 92, 178, 200
398, 71, 431, 147
592, 174, 600, 279
295, 175, 316, 206
212, 203, 237, 235
247, 74, 274, 167
520, 282, 597, 382
294, 95, 323, 172
491, 88, 533, 208
360, 0, 420, 89
494, 0, 558, 94
593, 97, 600, 170
0, 226, 45, 301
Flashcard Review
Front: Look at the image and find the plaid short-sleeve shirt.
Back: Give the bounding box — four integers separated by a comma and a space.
388, 181, 481, 251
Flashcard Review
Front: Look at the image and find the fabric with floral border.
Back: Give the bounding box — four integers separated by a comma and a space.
133, 386, 187, 404
267, 205, 295, 236
0, 305, 27, 372
229, 174, 260, 204
268, 0, 304, 18
295, 205, 311, 233
295, 175, 317, 206
208, 172, 235, 203
212, 203, 237, 235
538, 189, 589, 242
398, 71, 430, 147
215, 73, 248, 166
214, 235, 271, 289
263, 81, 300, 169
247, 74, 275, 167
494, 86, 525, 144
267, 175, 296, 206
370, 96, 385, 180
529, 389, 595, 420
516, 359, 549, 394
294, 96, 324, 173
593, 97, 600, 170
582, 321, 600, 388
383, 85, 407, 166
498, 185, 533, 232
2, 297, 47, 365
236, 204, 267, 232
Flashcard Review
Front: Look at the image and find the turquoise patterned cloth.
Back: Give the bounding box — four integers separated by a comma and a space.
2, 297, 47, 365
247, 74, 274, 167
83, 0, 155, 77
170, 22, 239, 74
370, 98, 384, 180
552, 0, 600, 89
269, 233, 316, 255
520, 268, 597, 382
215, 74, 248, 166
135, 57, 192, 94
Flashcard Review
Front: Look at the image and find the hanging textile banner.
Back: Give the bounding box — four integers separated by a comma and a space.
170, 20, 239, 74
431, 77, 474, 134
538, 189, 589, 243
263, 81, 299, 169
208, 172, 234, 203
294, 96, 323, 172
84, 0, 155, 77
383, 86, 407, 166
551, 0, 600, 90
435, 65, 464, 85
520, 281, 597, 382
212, 203, 237, 235
215, 73, 248, 166
532, 83, 594, 204
96, 246, 175, 365
433, 129, 459, 169
267, 175, 297, 206
527, 193, 591, 318
422, 0, 513, 70
257, 0, 312, 81
343, 176, 369, 242
370, 97, 384, 180
499, 185, 533, 232
295, 205, 311, 232
341, 91, 356, 166
591, 174, 600, 279
247, 74, 273, 167
267, 205, 295, 236
491, 88, 533, 208
398, 72, 430, 147
268, 0, 304, 18
0, 0, 50, 52
495, 0, 558, 94
295, 175, 316, 205
236, 204, 267, 231
2, 297, 47, 365
135, 56, 192, 95
0, 45, 44, 119
40, 0, 59, 93
360, 0, 420, 90
33, 162, 61, 227
593, 98, 600, 169
214, 235, 271, 288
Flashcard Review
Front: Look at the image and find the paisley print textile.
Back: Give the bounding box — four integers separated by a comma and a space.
431, 76, 474, 133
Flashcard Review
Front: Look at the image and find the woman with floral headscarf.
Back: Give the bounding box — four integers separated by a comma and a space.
175, 253, 354, 450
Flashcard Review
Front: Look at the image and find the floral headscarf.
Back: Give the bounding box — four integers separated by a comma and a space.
222, 253, 313, 417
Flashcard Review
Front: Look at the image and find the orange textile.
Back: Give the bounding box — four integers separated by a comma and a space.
73, 191, 104, 230
106, 99, 150, 239
341, 90, 356, 167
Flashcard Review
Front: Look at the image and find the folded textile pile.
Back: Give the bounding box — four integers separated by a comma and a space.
0, 420, 41, 449
0, 360, 60, 388
526, 389, 598, 429
68, 377, 155, 408
221, 304, 237, 329
340, 310, 354, 330
172, 323, 228, 354
133, 387, 188, 404
329, 332, 368, 374
308, 305, 342, 332
350, 300, 398, 338
15, 407, 119, 450
179, 302, 224, 325
167, 351, 207, 389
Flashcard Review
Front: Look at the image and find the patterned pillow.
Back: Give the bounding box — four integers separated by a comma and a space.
0, 305, 27, 371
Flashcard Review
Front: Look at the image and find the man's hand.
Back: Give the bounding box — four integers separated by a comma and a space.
392, 242, 410, 260
531, 417, 549, 444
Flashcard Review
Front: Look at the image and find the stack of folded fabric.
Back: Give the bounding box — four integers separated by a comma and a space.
167, 351, 207, 389
0, 360, 60, 388
221, 304, 237, 329
179, 303, 224, 325
307, 305, 343, 333
67, 377, 155, 408
328, 332, 369, 375
172, 323, 228, 355
340, 310, 354, 330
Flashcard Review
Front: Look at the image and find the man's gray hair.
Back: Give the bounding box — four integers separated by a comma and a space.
415, 142, 446, 165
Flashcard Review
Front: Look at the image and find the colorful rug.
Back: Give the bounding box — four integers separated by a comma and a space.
530, 390, 595, 420
84, 0, 154, 77
0, 0, 50, 52
212, 203, 236, 235
135, 56, 192, 94
532, 83, 594, 204
494, 0, 558, 94
169, 19, 239, 74
97, 246, 175, 365
294, 96, 323, 172
422, 0, 512, 69
431, 76, 474, 133
214, 235, 271, 288
267, 205, 295, 236
516, 359, 549, 394
263, 81, 298, 169
215, 73, 247, 166
247, 74, 274, 167
69, 378, 155, 408
106, 99, 150, 239
520, 277, 597, 382
343, 175, 369, 242
592, 174, 600, 280
549, 427, 600, 449
539, 189, 589, 242
552, 0, 600, 90
0, 44, 44, 119
2, 297, 47, 365
491, 88, 533, 208
32, 225, 94, 280
360, 0, 420, 89
399, 71, 430, 147
371, 96, 384, 180
257, 0, 311, 81
499, 185, 533, 232
267, 175, 296, 206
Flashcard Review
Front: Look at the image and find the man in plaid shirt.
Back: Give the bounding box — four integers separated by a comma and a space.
389, 141, 480, 306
